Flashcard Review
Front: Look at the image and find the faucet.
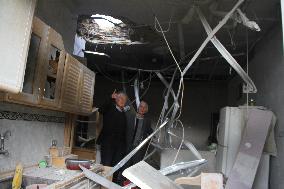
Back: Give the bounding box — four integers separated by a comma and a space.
0, 130, 11, 156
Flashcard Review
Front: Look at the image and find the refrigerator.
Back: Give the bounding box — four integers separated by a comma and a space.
216, 106, 271, 189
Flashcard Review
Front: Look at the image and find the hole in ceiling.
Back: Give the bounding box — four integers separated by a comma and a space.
76, 14, 140, 45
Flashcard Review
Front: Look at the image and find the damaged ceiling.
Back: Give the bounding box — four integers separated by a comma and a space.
63, 0, 280, 80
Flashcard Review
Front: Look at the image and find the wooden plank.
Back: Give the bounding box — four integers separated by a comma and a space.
225, 109, 273, 189
64, 113, 71, 147
70, 119, 76, 149
175, 175, 201, 186
123, 161, 182, 189
64, 113, 76, 147
175, 173, 223, 189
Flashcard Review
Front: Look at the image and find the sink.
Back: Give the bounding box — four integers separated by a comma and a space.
0, 175, 57, 189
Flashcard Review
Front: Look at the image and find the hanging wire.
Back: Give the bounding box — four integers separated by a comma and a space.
154, 16, 185, 119
154, 9, 174, 33
130, 72, 153, 106
246, 28, 249, 119
94, 64, 137, 84
142, 16, 186, 160
140, 73, 153, 98
227, 28, 236, 50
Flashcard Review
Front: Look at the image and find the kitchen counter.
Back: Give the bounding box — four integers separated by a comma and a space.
23, 166, 81, 183
0, 164, 104, 189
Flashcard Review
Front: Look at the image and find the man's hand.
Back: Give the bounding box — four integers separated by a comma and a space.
111, 89, 117, 99
92, 107, 98, 113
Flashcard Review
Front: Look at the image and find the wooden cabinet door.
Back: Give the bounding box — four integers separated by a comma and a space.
60, 54, 83, 112
39, 27, 65, 108
6, 17, 49, 105
78, 67, 96, 114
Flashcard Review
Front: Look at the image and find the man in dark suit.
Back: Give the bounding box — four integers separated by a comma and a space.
96, 90, 128, 184
126, 101, 153, 165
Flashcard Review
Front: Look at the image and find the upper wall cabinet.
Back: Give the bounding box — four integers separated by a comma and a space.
60, 54, 95, 115
60, 54, 82, 112
6, 17, 49, 105
39, 27, 66, 108
79, 66, 96, 114
2, 16, 96, 115
0, 0, 37, 93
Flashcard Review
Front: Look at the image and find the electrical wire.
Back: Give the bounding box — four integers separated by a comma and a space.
94, 64, 137, 84
154, 16, 185, 120
246, 28, 249, 119
142, 0, 232, 162
154, 17, 182, 74
146, 0, 244, 162
139, 73, 153, 99
154, 9, 174, 33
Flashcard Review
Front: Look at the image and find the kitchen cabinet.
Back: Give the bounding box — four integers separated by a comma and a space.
6, 17, 49, 105
2, 17, 96, 115
39, 27, 66, 108
60, 54, 95, 115
79, 66, 96, 114
60, 54, 82, 112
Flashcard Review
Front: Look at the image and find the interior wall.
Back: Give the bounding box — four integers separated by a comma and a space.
227, 24, 284, 189
93, 76, 228, 149
0, 102, 65, 173
35, 0, 77, 54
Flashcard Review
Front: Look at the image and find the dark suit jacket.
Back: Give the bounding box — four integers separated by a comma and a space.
125, 111, 152, 153
97, 98, 127, 147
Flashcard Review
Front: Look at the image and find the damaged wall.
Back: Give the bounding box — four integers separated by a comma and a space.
35, 0, 77, 54
0, 102, 65, 172
93, 76, 228, 149
228, 24, 284, 189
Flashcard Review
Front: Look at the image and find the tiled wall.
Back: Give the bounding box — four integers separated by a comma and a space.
0, 102, 65, 172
